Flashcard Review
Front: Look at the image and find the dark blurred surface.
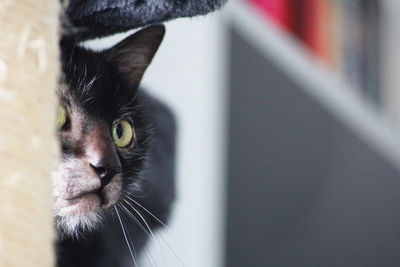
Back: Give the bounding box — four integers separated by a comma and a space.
62, 0, 227, 41
226, 27, 400, 267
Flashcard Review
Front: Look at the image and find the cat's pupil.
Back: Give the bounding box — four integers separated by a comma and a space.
117, 123, 123, 139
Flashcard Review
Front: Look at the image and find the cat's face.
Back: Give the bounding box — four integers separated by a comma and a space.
53, 25, 165, 235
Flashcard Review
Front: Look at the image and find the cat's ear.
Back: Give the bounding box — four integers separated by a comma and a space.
105, 25, 165, 88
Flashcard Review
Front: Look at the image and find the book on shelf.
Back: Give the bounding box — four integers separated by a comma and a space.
297, 0, 333, 64
331, 0, 345, 73
361, 0, 381, 104
381, 0, 400, 126
247, 0, 292, 31
342, 0, 364, 92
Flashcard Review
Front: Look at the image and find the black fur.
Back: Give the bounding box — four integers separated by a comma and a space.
56, 26, 176, 266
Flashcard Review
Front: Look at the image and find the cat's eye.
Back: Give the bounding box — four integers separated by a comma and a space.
56, 105, 67, 129
112, 120, 134, 148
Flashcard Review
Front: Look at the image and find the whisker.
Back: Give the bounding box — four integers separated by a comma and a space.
155, 231, 185, 267
119, 203, 158, 267
122, 198, 165, 267
124, 192, 168, 228
141, 242, 158, 267
120, 203, 151, 238
123, 194, 185, 267
122, 199, 156, 242
114, 206, 138, 267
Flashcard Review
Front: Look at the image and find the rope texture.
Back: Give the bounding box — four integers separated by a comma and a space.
0, 1, 60, 266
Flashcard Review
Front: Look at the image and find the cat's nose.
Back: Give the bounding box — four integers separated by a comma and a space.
85, 123, 122, 188
91, 162, 122, 188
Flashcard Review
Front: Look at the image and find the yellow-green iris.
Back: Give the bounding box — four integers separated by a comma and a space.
112, 120, 134, 148
56, 105, 67, 129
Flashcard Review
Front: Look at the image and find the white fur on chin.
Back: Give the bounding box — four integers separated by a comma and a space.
56, 209, 103, 236
52, 158, 122, 236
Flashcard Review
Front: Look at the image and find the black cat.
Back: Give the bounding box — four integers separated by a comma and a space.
55, 25, 175, 266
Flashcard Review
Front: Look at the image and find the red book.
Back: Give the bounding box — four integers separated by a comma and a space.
300, 0, 319, 52
294, 0, 333, 63
248, 0, 292, 31
315, 0, 334, 64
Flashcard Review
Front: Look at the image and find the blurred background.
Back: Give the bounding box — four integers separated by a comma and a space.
88, 0, 400, 266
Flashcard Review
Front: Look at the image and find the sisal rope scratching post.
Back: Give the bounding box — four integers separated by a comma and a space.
0, 1, 60, 266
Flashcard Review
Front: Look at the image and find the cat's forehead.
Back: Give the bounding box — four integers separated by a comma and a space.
60, 46, 138, 120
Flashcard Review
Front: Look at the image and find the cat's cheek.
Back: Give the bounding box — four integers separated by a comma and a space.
101, 174, 122, 208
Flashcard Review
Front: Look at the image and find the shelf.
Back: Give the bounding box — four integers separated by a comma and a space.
223, 0, 400, 172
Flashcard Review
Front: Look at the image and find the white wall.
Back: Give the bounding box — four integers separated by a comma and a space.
140, 14, 228, 267
85, 12, 228, 267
